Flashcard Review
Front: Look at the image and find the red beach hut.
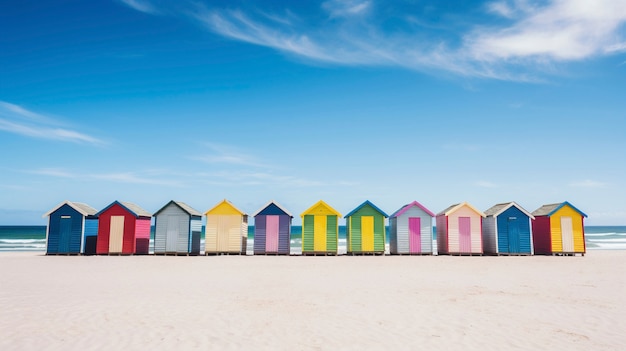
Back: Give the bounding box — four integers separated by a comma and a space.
96, 201, 152, 255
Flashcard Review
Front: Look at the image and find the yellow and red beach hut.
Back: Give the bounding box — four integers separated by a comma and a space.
531, 201, 587, 256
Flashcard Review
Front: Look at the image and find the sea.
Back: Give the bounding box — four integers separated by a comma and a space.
1, 225, 625, 253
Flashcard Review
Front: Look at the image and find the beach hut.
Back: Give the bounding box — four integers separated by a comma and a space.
300, 200, 341, 255
204, 199, 248, 255
389, 201, 435, 255
531, 201, 588, 256
153, 200, 202, 255
482, 202, 534, 255
95, 201, 152, 255
252, 201, 293, 255
345, 200, 388, 255
436, 202, 485, 255
43, 201, 98, 255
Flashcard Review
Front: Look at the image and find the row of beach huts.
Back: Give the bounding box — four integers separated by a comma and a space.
43, 199, 588, 256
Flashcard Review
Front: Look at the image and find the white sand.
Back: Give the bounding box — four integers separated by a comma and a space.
1, 251, 624, 350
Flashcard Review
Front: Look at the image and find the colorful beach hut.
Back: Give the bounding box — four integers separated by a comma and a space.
531, 201, 587, 256
482, 202, 534, 255
43, 201, 98, 255
252, 201, 293, 255
345, 200, 387, 255
204, 199, 248, 254
436, 202, 485, 255
301, 200, 341, 255
153, 200, 202, 255
389, 201, 435, 255
95, 201, 152, 255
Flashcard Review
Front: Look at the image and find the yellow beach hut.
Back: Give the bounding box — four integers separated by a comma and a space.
531, 201, 587, 256
300, 200, 341, 255
204, 199, 248, 255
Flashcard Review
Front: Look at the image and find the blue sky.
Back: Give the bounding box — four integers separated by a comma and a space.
1, 0, 625, 225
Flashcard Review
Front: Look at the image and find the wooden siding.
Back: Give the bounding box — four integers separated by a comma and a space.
482, 216, 497, 254
550, 206, 586, 253
445, 206, 482, 254
190, 218, 202, 254
278, 215, 290, 254
83, 218, 98, 255
205, 214, 246, 254
154, 203, 191, 254
531, 216, 552, 255
436, 215, 448, 254
46, 204, 84, 255
253, 202, 292, 255
391, 206, 433, 254
496, 206, 532, 254
345, 202, 386, 254
135, 218, 151, 255
254, 215, 266, 254
302, 215, 314, 252
389, 217, 398, 254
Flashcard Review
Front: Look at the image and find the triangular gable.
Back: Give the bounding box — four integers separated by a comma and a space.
154, 200, 202, 217
344, 200, 388, 218
43, 200, 97, 218
252, 200, 294, 218
300, 200, 341, 217
204, 199, 246, 216
390, 201, 435, 218
96, 201, 152, 218
438, 202, 486, 217
533, 201, 587, 218
485, 202, 534, 219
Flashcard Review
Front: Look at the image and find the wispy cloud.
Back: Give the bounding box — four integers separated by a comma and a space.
118, 0, 158, 15
122, 1, 626, 80
569, 179, 607, 188
0, 101, 104, 145
30, 168, 183, 187
190, 142, 270, 168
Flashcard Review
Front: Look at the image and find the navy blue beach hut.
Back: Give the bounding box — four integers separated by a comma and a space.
482, 202, 534, 255
153, 200, 203, 255
252, 201, 293, 255
43, 201, 98, 255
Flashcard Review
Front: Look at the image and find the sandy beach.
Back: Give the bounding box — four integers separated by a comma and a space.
1, 251, 624, 350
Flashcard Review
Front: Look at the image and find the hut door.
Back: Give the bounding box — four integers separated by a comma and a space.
361, 216, 374, 252
165, 215, 178, 252
459, 217, 471, 253
561, 216, 574, 252
109, 216, 125, 253
408, 217, 421, 253
266, 215, 279, 253
507, 217, 520, 254
59, 216, 72, 253
313, 215, 327, 252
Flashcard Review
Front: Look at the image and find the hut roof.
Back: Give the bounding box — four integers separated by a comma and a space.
252, 200, 294, 218
204, 199, 247, 216
390, 200, 435, 218
437, 202, 486, 217
532, 201, 588, 218
43, 201, 97, 218
154, 200, 202, 217
344, 200, 388, 218
96, 201, 152, 218
484, 202, 534, 219
300, 200, 341, 217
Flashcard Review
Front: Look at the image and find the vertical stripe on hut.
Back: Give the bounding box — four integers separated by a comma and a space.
300, 200, 341, 255
43, 201, 98, 255
389, 201, 435, 255
344, 200, 388, 255
95, 201, 152, 255
252, 201, 293, 255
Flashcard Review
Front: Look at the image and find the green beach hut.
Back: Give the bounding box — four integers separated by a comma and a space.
345, 200, 388, 255
300, 200, 341, 255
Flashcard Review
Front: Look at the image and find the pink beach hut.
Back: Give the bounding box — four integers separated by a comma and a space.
436, 202, 485, 255
389, 201, 435, 255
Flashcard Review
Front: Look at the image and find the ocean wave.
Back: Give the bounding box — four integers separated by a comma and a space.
585, 232, 624, 237
0, 239, 46, 244
587, 238, 626, 243
589, 243, 626, 250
